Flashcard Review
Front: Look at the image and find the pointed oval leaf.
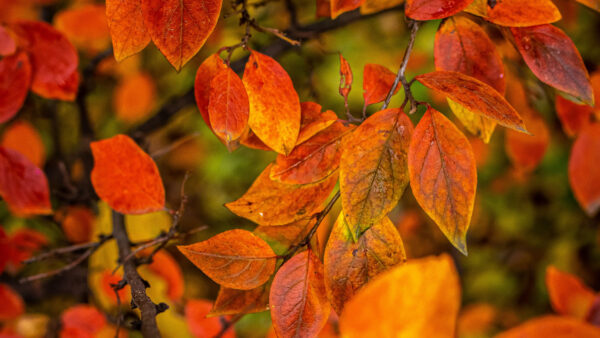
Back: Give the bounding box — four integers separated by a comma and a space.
416, 70, 527, 132
363, 63, 399, 106
271, 121, 352, 184
496, 316, 600, 338
470, 0, 561, 27
555, 95, 592, 137
0, 146, 51, 216
405, 0, 472, 20
339, 254, 460, 337
297, 102, 338, 146
270, 250, 330, 338
546, 266, 596, 320
0, 52, 31, 123
1, 120, 45, 167
243, 51, 301, 155
90, 134, 165, 214
408, 107, 476, 255
142, 0, 222, 70
339, 53, 353, 102
576, 0, 600, 12
226, 164, 338, 225
178, 229, 276, 290
340, 108, 413, 236
106, 0, 150, 62
505, 112, 549, 173
447, 99, 496, 143
0, 25, 16, 56
11, 21, 78, 100
209, 283, 270, 316
511, 24, 593, 105
324, 212, 405, 314
434, 16, 505, 94
568, 123, 600, 216
195, 54, 228, 130
209, 66, 250, 150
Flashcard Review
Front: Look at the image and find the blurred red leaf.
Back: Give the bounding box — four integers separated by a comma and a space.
330, 0, 365, 18
405, 0, 472, 20
1, 121, 45, 168
555, 95, 593, 137
185, 299, 235, 338
0, 284, 24, 320
146, 250, 184, 300
0, 52, 31, 123
497, 315, 600, 338
60, 305, 107, 338
546, 266, 597, 320
114, 72, 157, 124
54, 4, 110, 53
505, 112, 549, 173
568, 123, 600, 216
0, 25, 16, 56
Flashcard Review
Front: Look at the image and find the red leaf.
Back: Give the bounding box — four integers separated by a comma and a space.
505, 112, 549, 173
195, 54, 227, 130
0, 25, 16, 56
405, 0, 472, 20
146, 250, 184, 301
546, 266, 597, 320
142, 0, 222, 70
0, 284, 24, 320
511, 24, 594, 105
363, 64, 398, 106
11, 21, 78, 100
185, 299, 235, 338
60, 305, 107, 337
339, 54, 353, 101
270, 250, 330, 338
1, 121, 46, 168
0, 52, 31, 123
497, 316, 600, 338
0, 146, 51, 216
569, 123, 600, 216
555, 95, 593, 137
90, 134, 165, 214
467, 0, 562, 27
106, 0, 150, 62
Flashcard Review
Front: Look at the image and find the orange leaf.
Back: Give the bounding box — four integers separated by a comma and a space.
271, 121, 352, 185
568, 123, 600, 216
576, 0, 600, 12
195, 54, 227, 130
555, 95, 593, 137
243, 51, 301, 155
0, 284, 24, 320
114, 72, 156, 123
270, 249, 330, 338
106, 0, 150, 62
435, 16, 505, 94
60, 305, 107, 337
146, 250, 184, 301
0, 25, 16, 56
99, 269, 130, 305
59, 206, 94, 243
316, 0, 332, 18
405, 0, 472, 20
360, 0, 404, 15
255, 218, 315, 255
505, 112, 549, 173
1, 121, 45, 168
90, 134, 165, 214
54, 4, 110, 53
340, 108, 413, 236
324, 212, 405, 314
209, 283, 270, 316
546, 266, 597, 320
338, 53, 353, 103
142, 0, 221, 70
226, 164, 338, 226
185, 299, 235, 338
447, 99, 496, 143
363, 63, 399, 106
330, 0, 365, 18
467, 0, 561, 27
209, 66, 250, 150
297, 102, 338, 146
6, 228, 48, 271
0, 52, 31, 123
240, 128, 272, 151
496, 315, 600, 338
408, 107, 476, 254
511, 24, 594, 105
339, 254, 460, 337
416, 71, 527, 132
0, 147, 51, 216
178, 229, 276, 290
11, 21, 78, 100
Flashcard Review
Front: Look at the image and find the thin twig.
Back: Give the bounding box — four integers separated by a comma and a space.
24, 234, 113, 264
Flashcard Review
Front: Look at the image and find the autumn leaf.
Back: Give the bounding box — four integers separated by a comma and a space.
405, 0, 472, 20
360, 0, 405, 15
0, 52, 31, 123
296, 102, 338, 146
416, 71, 528, 133
185, 299, 235, 338
408, 106, 476, 255
90, 134, 165, 214
324, 212, 406, 314
240, 128, 272, 151
330, 0, 365, 19
271, 121, 352, 184
546, 266, 597, 320
568, 123, 600, 216
142, 0, 222, 71
555, 95, 593, 137
0, 283, 24, 320
496, 316, 600, 338
58, 206, 95, 244
340, 108, 413, 236
465, 0, 561, 27
226, 164, 337, 226
11, 21, 78, 100
511, 24, 594, 105
54, 4, 110, 53
60, 305, 107, 338
208, 66, 250, 150
505, 112, 549, 173
363, 63, 399, 106
195, 53, 227, 130
243, 50, 301, 155
106, 0, 150, 62
270, 249, 330, 338
146, 251, 184, 301
447, 99, 496, 143
114, 72, 156, 123
576, 0, 600, 12
178, 229, 276, 290
339, 254, 460, 337
209, 283, 270, 316
316, 0, 332, 18
0, 25, 16, 56
338, 53, 353, 105
254, 218, 315, 255
0, 146, 51, 216
1, 121, 46, 168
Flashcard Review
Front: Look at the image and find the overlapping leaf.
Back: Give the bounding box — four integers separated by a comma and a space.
465, 0, 561, 27
178, 229, 276, 290
340, 108, 413, 236
405, 0, 472, 20
195, 53, 227, 130
363, 64, 399, 105
270, 250, 330, 338
568, 123, 600, 216
243, 51, 301, 155
511, 24, 594, 105
226, 164, 337, 226
324, 212, 405, 314
106, 0, 150, 62
209, 283, 270, 316
90, 134, 165, 214
296, 102, 338, 146
0, 52, 31, 123
408, 107, 476, 255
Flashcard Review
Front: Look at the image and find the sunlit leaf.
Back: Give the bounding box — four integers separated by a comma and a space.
405, 0, 472, 20
363, 63, 399, 106
106, 0, 150, 62
0, 52, 31, 123
465, 0, 561, 27
195, 53, 227, 130
568, 123, 600, 216
331, 0, 365, 18
297, 102, 338, 146
360, 0, 405, 15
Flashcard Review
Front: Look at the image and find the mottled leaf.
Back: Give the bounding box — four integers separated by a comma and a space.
0, 52, 31, 123
466, 0, 561, 27
405, 0, 472, 20
408, 107, 476, 255
297, 102, 338, 146
90, 134, 165, 214
324, 212, 406, 314
568, 123, 600, 216
178, 230, 276, 290
106, 0, 150, 61
497, 316, 600, 338
546, 266, 596, 320
363, 63, 399, 106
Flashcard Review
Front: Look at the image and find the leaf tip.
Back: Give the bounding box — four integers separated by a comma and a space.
453, 236, 468, 256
